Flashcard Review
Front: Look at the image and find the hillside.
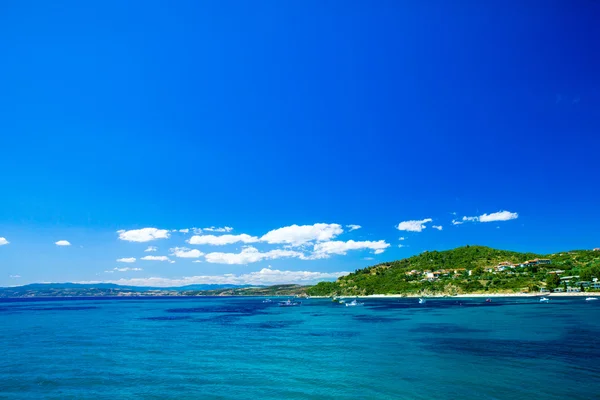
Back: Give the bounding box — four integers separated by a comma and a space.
307, 245, 600, 296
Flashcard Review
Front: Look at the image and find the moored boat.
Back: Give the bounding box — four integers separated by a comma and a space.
279, 299, 301, 307
345, 299, 364, 307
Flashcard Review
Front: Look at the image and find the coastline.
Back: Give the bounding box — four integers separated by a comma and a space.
310, 292, 600, 299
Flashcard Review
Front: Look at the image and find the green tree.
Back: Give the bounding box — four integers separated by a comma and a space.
580, 269, 592, 281
546, 274, 561, 290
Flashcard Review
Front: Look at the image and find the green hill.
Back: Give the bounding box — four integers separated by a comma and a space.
307, 246, 600, 296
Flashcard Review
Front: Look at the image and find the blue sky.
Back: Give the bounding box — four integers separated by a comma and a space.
1, 1, 599, 287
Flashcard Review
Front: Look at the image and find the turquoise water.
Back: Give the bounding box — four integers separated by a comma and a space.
1, 296, 599, 399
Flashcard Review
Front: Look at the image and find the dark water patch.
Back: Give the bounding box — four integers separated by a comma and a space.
410, 323, 488, 334
166, 306, 267, 316
193, 314, 243, 325
309, 313, 327, 317
309, 331, 360, 338
18, 306, 98, 311
418, 326, 600, 372
352, 314, 408, 323
141, 316, 192, 321
252, 320, 304, 329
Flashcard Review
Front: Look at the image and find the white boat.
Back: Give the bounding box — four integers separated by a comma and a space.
278, 299, 301, 307
540, 297, 549, 302
262, 299, 273, 303
345, 299, 364, 307
585, 297, 598, 301
419, 298, 427, 304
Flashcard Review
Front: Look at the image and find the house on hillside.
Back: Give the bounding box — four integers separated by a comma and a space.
594, 248, 600, 251
523, 258, 551, 266
426, 272, 440, 280
560, 275, 579, 283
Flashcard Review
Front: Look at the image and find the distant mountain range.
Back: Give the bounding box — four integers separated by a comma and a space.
3, 283, 254, 291
0, 282, 309, 298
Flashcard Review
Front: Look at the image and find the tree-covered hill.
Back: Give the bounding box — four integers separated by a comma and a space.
307, 246, 600, 296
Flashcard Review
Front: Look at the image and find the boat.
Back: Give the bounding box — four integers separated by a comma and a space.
419, 298, 427, 304
485, 298, 492, 303
345, 299, 364, 307
585, 297, 598, 301
332, 297, 345, 304
262, 299, 273, 303
278, 299, 301, 307
540, 297, 550, 302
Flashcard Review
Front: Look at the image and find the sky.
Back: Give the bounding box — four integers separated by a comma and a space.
1, 0, 599, 287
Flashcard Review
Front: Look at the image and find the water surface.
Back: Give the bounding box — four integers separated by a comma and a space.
1, 296, 598, 399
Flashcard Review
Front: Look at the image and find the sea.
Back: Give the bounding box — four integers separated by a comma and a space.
1, 296, 599, 399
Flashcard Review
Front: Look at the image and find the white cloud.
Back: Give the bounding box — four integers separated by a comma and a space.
478, 211, 519, 222
204, 246, 305, 265
145, 246, 158, 252
116, 257, 136, 263
140, 255, 170, 262
261, 223, 343, 246
0, 237, 9, 246
203, 226, 234, 233
461, 210, 519, 223
117, 228, 170, 242
399, 237, 406, 241
192, 260, 202, 263
396, 218, 433, 232
452, 220, 463, 225
346, 224, 361, 231
179, 229, 189, 233
432, 225, 443, 231
55, 240, 71, 246
188, 234, 259, 246
106, 267, 143, 273
398, 244, 407, 248
169, 260, 176, 264
83, 268, 349, 287
9, 275, 20, 278
170, 247, 204, 258
312, 240, 390, 258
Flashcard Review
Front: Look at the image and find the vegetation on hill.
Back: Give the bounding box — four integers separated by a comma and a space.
307, 246, 600, 296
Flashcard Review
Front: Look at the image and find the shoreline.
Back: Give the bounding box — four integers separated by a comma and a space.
311, 292, 600, 299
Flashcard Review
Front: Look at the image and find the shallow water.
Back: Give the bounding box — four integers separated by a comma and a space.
1, 296, 598, 399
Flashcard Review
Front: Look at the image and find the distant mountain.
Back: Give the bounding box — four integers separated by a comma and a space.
2, 283, 253, 291
0, 282, 257, 297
